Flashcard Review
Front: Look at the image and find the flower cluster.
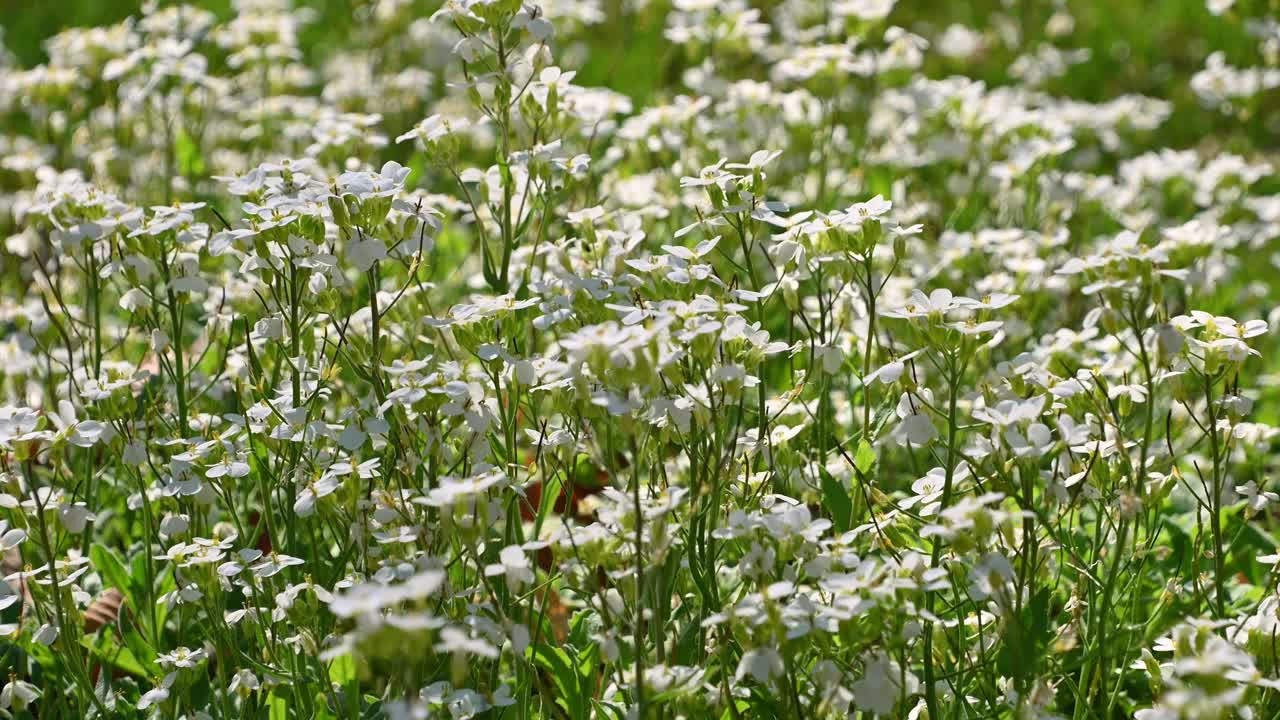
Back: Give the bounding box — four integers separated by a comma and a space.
0, 0, 1279, 718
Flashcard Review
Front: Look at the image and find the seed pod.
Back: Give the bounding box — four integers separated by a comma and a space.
84, 588, 125, 633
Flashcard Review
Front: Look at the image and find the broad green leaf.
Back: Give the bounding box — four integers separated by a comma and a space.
854, 439, 877, 475
820, 467, 854, 533
81, 634, 149, 679
328, 654, 357, 685
534, 471, 565, 537
531, 643, 586, 719
89, 544, 132, 603
268, 691, 289, 720
121, 626, 160, 671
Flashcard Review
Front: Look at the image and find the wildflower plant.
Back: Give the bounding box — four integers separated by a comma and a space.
1, 0, 1280, 718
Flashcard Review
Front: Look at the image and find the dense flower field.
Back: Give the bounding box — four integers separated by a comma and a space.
2, 0, 1280, 717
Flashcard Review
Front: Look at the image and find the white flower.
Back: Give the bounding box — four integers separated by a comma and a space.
328, 569, 446, 618
973, 397, 1045, 427
228, 669, 259, 697
396, 115, 471, 145
60, 502, 95, 533
0, 407, 41, 449
434, 627, 499, 659
484, 545, 535, 589
735, 648, 785, 685
1004, 423, 1055, 457
865, 351, 921, 385
206, 456, 250, 480
725, 149, 782, 172
417, 469, 508, 509
348, 237, 387, 271
120, 287, 152, 311
50, 400, 106, 448
0, 528, 26, 550
0, 679, 40, 711
899, 466, 968, 516
852, 651, 917, 716
294, 475, 342, 517
137, 673, 176, 710
883, 288, 967, 319
815, 344, 845, 374
1108, 384, 1149, 403
33, 623, 59, 646
158, 646, 208, 669
337, 161, 410, 200
250, 553, 305, 578
159, 514, 189, 539
894, 413, 938, 446
513, 6, 554, 40
1235, 481, 1277, 514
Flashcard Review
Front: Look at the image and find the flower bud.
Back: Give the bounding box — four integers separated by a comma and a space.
893, 231, 907, 261
328, 193, 351, 229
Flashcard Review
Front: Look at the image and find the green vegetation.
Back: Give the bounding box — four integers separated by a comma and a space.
1, 0, 1280, 718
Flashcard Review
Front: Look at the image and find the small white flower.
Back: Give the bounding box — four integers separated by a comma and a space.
485, 545, 535, 589
250, 553, 305, 578
852, 651, 918, 716
33, 623, 59, 646
138, 673, 176, 710
735, 648, 785, 685
395, 115, 472, 145
0, 679, 40, 711
895, 413, 938, 446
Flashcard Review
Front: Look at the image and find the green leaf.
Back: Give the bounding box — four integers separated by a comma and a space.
153, 565, 177, 633
327, 654, 364, 717
360, 696, 383, 720
997, 588, 1053, 683
820, 467, 854, 533
567, 608, 601, 649
81, 634, 149, 679
575, 643, 599, 686
531, 643, 587, 719
128, 550, 149, 592
174, 129, 206, 177
328, 653, 357, 685
534, 471, 565, 537
407, 152, 427, 189
120, 626, 160, 672
268, 691, 289, 720
89, 544, 131, 600
592, 700, 627, 720
854, 439, 877, 475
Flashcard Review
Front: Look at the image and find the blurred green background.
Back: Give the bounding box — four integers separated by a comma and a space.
7, 0, 1273, 162
1, 0, 1262, 136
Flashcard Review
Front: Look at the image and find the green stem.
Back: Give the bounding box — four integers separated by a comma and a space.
923, 356, 962, 719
